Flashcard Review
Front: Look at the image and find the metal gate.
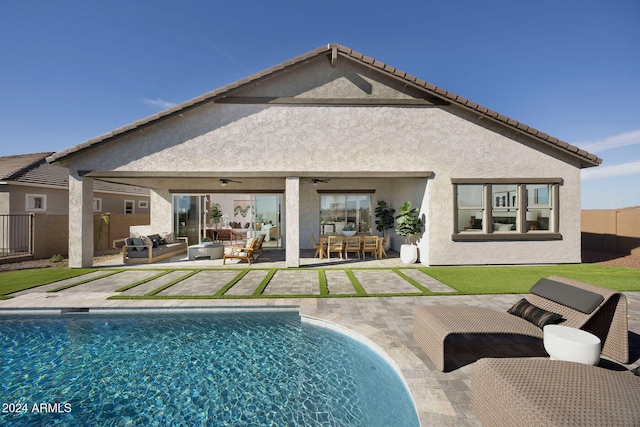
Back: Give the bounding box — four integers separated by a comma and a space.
0, 214, 34, 257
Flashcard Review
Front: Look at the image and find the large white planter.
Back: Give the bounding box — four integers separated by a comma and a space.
400, 244, 418, 264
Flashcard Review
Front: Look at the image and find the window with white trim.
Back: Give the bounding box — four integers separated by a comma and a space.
93, 198, 102, 212
138, 200, 148, 209
26, 194, 46, 212
452, 179, 560, 241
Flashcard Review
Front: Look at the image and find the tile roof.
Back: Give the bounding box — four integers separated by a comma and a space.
47, 43, 602, 168
0, 152, 149, 195
0, 152, 53, 180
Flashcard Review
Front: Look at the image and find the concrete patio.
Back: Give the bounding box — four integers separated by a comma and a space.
2, 256, 639, 426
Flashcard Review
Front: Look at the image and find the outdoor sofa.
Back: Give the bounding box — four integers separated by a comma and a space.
413, 276, 629, 371
115, 233, 188, 264
471, 358, 640, 427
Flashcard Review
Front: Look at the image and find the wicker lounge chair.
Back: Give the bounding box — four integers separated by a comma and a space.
471, 358, 640, 427
413, 276, 629, 371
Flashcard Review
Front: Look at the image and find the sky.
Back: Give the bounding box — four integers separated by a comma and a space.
1, 0, 638, 209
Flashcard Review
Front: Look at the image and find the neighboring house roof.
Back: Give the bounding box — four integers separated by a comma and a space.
47, 43, 602, 168
0, 152, 54, 180
0, 152, 149, 195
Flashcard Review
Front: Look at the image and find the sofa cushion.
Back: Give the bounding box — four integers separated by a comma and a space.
531, 278, 604, 314
508, 298, 564, 329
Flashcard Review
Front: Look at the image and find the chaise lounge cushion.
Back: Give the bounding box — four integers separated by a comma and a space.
531, 278, 604, 314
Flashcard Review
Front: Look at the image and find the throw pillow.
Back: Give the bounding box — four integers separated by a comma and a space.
163, 232, 176, 244
140, 235, 153, 248
631, 366, 640, 377
507, 298, 564, 329
125, 237, 135, 246
132, 237, 145, 251
148, 234, 161, 247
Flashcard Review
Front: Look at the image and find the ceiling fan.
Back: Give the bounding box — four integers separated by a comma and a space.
219, 178, 242, 186
310, 178, 330, 186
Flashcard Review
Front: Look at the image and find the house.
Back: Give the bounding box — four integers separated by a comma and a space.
0, 152, 150, 259
47, 44, 601, 268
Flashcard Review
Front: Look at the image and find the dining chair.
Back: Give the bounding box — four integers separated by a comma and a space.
344, 236, 361, 259
326, 236, 344, 260
380, 235, 389, 258
362, 236, 379, 259
311, 234, 325, 259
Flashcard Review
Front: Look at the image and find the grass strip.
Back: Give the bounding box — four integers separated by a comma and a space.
318, 270, 328, 296
144, 270, 201, 296
215, 269, 250, 297
253, 269, 277, 296
344, 269, 366, 295
0, 268, 96, 296
49, 270, 122, 292
115, 271, 173, 293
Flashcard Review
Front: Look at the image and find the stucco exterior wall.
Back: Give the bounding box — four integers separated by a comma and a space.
62, 57, 585, 265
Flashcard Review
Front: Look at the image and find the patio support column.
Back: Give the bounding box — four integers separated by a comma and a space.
68, 170, 94, 268
285, 176, 300, 267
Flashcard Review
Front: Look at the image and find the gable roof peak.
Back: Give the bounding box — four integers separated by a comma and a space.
47, 44, 601, 168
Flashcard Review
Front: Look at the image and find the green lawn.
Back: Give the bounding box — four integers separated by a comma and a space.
1, 264, 639, 298
421, 264, 640, 294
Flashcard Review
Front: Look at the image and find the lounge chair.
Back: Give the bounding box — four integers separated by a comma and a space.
471, 358, 640, 427
223, 238, 258, 264
413, 276, 629, 371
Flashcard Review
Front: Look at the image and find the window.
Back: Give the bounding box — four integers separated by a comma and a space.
452, 179, 560, 241
319, 194, 372, 234
138, 200, 148, 209
26, 194, 46, 212
93, 198, 102, 212
124, 200, 135, 214
456, 185, 484, 232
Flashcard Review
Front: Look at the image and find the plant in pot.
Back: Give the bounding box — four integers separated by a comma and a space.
210, 203, 223, 230
395, 201, 423, 264
201, 237, 213, 246
374, 200, 395, 250
342, 223, 357, 237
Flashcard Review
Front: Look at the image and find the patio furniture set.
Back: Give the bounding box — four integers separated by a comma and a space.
412, 276, 640, 426
312, 234, 388, 260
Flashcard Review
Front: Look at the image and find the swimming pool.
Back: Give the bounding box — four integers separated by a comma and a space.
0, 311, 419, 426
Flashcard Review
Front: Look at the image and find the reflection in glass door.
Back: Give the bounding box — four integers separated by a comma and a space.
173, 195, 201, 245
251, 195, 282, 248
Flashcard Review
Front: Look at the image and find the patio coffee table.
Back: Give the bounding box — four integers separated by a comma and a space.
543, 324, 601, 365
188, 244, 224, 261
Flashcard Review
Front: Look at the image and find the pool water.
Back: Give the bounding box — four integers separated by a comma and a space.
0, 312, 419, 426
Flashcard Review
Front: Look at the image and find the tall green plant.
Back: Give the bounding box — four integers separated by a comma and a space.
210, 203, 223, 228
375, 201, 395, 235
395, 202, 423, 245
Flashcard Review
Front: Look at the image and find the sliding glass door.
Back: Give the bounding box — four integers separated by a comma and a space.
173, 195, 201, 245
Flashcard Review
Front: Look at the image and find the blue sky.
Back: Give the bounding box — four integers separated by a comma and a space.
1, 0, 638, 209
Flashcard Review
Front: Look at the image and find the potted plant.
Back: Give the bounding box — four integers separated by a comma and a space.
342, 223, 357, 236
374, 200, 395, 250
201, 237, 214, 247
395, 201, 423, 264
210, 203, 223, 229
